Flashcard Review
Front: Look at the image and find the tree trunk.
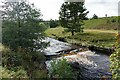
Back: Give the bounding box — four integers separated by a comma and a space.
71, 31, 74, 36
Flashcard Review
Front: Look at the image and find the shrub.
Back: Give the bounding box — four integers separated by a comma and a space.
92, 14, 98, 19
49, 58, 74, 79
49, 19, 59, 28
110, 48, 120, 80
31, 69, 48, 78
2, 48, 47, 78
2, 51, 23, 68
110, 33, 120, 80
1, 66, 28, 78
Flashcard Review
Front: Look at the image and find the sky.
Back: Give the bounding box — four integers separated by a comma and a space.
28, 0, 119, 20
0, 0, 120, 20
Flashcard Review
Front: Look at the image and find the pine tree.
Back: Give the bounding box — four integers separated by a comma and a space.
59, 2, 89, 36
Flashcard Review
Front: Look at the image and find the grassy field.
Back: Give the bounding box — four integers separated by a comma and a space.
83, 16, 118, 30
45, 27, 117, 48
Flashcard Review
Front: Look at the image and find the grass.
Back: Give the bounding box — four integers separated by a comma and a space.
83, 16, 118, 30
84, 29, 117, 34
45, 16, 119, 48
45, 27, 117, 48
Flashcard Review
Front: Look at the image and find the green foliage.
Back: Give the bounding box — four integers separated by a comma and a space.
1, 1, 48, 78
2, 51, 22, 68
2, 1, 47, 52
59, 2, 88, 36
92, 14, 98, 19
49, 58, 74, 78
84, 16, 118, 30
45, 27, 116, 48
31, 69, 48, 78
2, 46, 47, 78
1, 66, 28, 78
49, 19, 59, 28
110, 34, 120, 80
111, 18, 116, 23
110, 48, 120, 80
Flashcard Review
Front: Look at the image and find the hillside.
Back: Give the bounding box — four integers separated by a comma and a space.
83, 16, 118, 30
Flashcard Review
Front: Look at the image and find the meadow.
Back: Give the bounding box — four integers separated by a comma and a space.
83, 16, 118, 30
45, 27, 117, 48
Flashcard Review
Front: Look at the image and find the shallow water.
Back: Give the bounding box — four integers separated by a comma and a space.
43, 38, 112, 79
43, 37, 74, 55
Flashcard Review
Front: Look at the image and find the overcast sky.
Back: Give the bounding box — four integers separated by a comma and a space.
28, 0, 119, 20
0, 0, 120, 20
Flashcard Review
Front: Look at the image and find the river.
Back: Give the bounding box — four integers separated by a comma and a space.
43, 37, 112, 79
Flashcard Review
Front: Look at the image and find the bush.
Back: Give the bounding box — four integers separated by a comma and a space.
49, 20, 59, 28
2, 48, 47, 78
111, 19, 116, 23
31, 69, 48, 78
92, 14, 98, 19
49, 58, 74, 79
2, 51, 23, 68
1, 66, 28, 78
110, 48, 120, 80
110, 33, 120, 80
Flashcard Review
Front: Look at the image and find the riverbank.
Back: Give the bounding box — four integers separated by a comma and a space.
45, 27, 116, 55
45, 27, 117, 48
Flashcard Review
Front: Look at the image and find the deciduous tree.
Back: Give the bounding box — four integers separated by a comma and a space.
2, 0, 47, 52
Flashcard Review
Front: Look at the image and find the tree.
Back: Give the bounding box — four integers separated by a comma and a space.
59, 2, 89, 36
92, 14, 98, 19
105, 14, 107, 17
2, 0, 48, 52
49, 19, 59, 28
2, 0, 48, 78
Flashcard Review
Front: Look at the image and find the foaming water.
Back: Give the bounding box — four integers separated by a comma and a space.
43, 38, 111, 79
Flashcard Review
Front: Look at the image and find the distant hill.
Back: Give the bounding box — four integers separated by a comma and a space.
83, 16, 118, 30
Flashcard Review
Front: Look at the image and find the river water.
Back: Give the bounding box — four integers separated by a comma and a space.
43, 37, 78, 55
43, 37, 112, 79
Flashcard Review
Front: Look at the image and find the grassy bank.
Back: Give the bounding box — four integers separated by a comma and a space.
45, 27, 117, 48
83, 16, 118, 30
